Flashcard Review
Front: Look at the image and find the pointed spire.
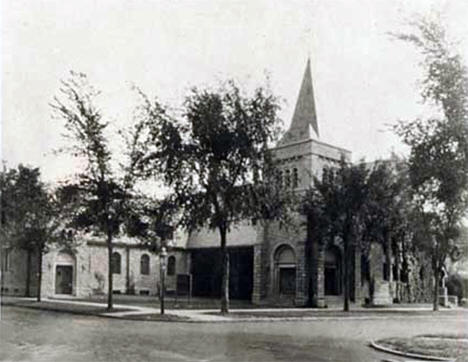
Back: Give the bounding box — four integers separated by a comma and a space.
278, 59, 319, 145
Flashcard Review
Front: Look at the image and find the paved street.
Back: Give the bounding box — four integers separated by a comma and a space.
1, 306, 467, 361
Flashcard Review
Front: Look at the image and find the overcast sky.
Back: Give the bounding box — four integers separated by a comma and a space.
2, 0, 468, 182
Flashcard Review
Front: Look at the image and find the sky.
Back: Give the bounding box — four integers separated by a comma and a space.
2, 0, 468, 182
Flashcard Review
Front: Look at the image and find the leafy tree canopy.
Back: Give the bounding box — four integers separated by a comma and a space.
139, 81, 288, 233
1, 164, 67, 252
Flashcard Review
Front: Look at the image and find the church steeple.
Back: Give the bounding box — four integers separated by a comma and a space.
278, 59, 319, 145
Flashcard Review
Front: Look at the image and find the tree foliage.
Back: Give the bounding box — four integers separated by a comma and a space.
393, 16, 468, 310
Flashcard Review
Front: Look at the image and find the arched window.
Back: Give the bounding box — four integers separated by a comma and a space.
284, 169, 291, 188
383, 261, 389, 281
325, 246, 342, 295
140, 254, 150, 275
292, 168, 299, 188
275, 245, 295, 265
167, 256, 176, 276
111, 252, 121, 274
360, 254, 369, 284
2, 249, 10, 271
277, 170, 283, 188
419, 266, 425, 281
401, 258, 409, 283
392, 264, 398, 281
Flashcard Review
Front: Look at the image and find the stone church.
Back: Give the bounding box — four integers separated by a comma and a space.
1, 60, 432, 306
184, 59, 412, 307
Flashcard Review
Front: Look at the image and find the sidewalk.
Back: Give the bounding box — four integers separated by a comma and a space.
2, 296, 465, 323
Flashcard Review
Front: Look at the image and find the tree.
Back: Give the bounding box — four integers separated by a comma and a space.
0, 164, 68, 301
301, 160, 370, 311
362, 159, 417, 302
393, 17, 468, 311
300, 158, 416, 309
139, 81, 289, 313
51, 72, 149, 310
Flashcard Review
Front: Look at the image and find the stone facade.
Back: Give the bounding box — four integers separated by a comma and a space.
1, 238, 189, 299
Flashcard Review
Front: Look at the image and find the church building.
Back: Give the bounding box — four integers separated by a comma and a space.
1, 60, 432, 307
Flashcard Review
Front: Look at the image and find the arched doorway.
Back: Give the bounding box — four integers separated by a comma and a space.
55, 251, 75, 295
324, 246, 341, 295
274, 245, 296, 295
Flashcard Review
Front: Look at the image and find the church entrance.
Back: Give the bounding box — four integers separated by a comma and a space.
279, 267, 296, 295
274, 245, 296, 296
324, 246, 341, 295
190, 247, 253, 300
54, 250, 76, 295
55, 265, 73, 294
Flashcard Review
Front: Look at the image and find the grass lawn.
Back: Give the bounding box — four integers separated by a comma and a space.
2, 300, 131, 315
51, 294, 260, 310
120, 313, 191, 322
208, 310, 455, 319
376, 334, 468, 360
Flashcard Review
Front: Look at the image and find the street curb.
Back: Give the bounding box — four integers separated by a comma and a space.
369, 340, 455, 361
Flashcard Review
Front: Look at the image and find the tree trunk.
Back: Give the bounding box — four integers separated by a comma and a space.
107, 232, 114, 311
343, 237, 350, 312
0, 251, 4, 298
219, 226, 229, 314
433, 263, 440, 312
37, 249, 43, 302
125, 246, 130, 294
394, 241, 401, 302
25, 248, 32, 297
385, 231, 392, 283
306, 215, 314, 307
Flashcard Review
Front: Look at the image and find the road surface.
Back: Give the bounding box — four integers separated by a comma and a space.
1, 306, 467, 361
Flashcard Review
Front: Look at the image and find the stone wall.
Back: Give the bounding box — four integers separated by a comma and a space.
271, 138, 350, 192
1, 248, 38, 296
3, 239, 203, 300
39, 243, 161, 298
187, 222, 257, 249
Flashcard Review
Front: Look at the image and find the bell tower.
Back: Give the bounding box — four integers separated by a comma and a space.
273, 59, 350, 190
254, 59, 352, 307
